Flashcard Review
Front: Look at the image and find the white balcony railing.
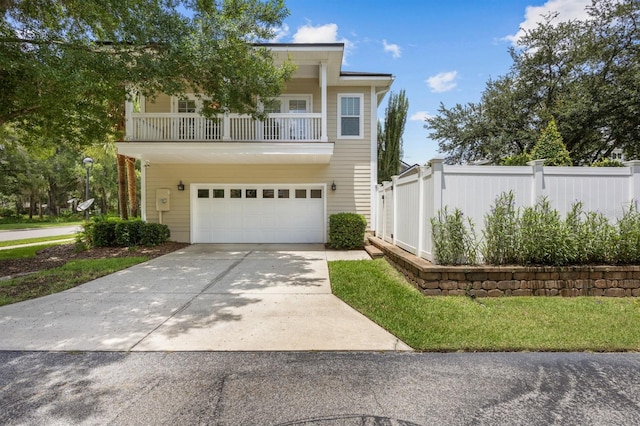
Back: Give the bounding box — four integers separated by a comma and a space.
129, 113, 323, 142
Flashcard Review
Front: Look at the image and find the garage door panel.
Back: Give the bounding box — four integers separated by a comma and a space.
193, 184, 325, 243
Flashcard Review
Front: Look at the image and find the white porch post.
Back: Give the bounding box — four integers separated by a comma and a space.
222, 113, 231, 141
370, 86, 378, 232
320, 61, 328, 142
141, 161, 147, 221
124, 96, 134, 141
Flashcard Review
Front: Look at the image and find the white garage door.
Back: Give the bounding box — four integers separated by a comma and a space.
191, 184, 325, 243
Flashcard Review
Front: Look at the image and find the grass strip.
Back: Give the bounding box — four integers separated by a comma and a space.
0, 234, 78, 248
329, 259, 640, 352
0, 257, 148, 307
0, 243, 67, 261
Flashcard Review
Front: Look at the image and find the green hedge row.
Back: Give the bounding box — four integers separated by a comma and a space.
83, 219, 170, 247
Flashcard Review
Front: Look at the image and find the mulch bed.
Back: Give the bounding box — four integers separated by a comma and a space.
0, 242, 189, 278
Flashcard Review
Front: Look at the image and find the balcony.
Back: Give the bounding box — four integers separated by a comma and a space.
128, 113, 323, 142
118, 112, 333, 164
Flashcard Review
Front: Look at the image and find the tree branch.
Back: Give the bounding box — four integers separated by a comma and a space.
0, 36, 165, 54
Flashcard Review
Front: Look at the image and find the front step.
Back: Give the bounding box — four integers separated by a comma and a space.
364, 244, 384, 259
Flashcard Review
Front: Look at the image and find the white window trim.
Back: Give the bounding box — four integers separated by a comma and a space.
337, 93, 364, 139
261, 94, 313, 113
171, 94, 203, 114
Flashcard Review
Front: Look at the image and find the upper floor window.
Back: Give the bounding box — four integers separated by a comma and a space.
177, 99, 197, 113
338, 94, 364, 138
262, 95, 311, 114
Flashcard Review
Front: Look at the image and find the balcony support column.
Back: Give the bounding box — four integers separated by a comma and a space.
320, 61, 328, 142
124, 91, 134, 141
222, 113, 231, 141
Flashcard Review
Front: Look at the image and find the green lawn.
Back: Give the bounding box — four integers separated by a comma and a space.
329, 259, 640, 352
0, 257, 148, 306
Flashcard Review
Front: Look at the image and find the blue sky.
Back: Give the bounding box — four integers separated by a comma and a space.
273, 0, 595, 165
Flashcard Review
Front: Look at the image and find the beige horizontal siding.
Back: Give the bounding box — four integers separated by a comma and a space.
145, 157, 372, 243
141, 81, 376, 243
144, 93, 172, 113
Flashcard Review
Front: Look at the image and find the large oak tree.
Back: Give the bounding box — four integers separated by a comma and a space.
426, 0, 639, 165
1, 0, 294, 217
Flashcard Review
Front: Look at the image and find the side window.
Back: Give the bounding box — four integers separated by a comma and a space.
177, 99, 197, 113
338, 94, 363, 138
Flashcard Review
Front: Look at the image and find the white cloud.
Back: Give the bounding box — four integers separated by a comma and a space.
382, 40, 401, 59
292, 23, 354, 63
410, 111, 433, 121
271, 24, 290, 42
426, 71, 458, 93
293, 23, 339, 43
505, 0, 592, 45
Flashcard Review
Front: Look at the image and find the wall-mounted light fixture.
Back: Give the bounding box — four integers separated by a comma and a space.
177, 181, 185, 191
331, 181, 337, 191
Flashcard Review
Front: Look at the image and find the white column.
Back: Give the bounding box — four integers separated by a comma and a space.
320, 62, 328, 142
528, 159, 546, 206
624, 160, 640, 210
124, 96, 134, 141
141, 161, 147, 221
370, 86, 378, 232
222, 113, 231, 141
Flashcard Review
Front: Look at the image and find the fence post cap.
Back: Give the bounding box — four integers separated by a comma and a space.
527, 159, 546, 166
623, 160, 640, 167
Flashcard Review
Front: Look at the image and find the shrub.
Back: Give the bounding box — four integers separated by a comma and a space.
329, 213, 367, 249
518, 197, 573, 265
591, 158, 625, 167
530, 119, 572, 166
431, 206, 478, 265
564, 202, 617, 265
616, 204, 640, 264
482, 191, 520, 264
115, 220, 144, 247
139, 222, 171, 246
499, 152, 532, 166
88, 219, 119, 247
82, 219, 170, 247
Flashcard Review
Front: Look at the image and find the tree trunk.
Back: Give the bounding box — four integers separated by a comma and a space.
117, 154, 128, 220
28, 194, 34, 219
126, 156, 138, 217
100, 187, 109, 214
48, 181, 57, 216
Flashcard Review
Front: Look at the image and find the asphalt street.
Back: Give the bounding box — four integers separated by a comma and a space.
1, 351, 639, 425
0, 225, 82, 242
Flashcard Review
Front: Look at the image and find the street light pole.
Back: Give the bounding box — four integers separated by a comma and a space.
83, 157, 94, 221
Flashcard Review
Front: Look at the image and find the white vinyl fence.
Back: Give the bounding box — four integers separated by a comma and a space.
375, 159, 640, 262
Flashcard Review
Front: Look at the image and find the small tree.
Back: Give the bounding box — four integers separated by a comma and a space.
530, 119, 572, 166
378, 90, 409, 183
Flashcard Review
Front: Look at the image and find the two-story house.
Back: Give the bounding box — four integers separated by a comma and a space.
116, 43, 394, 243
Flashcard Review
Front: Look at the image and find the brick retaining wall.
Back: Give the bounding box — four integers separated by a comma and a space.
368, 237, 640, 297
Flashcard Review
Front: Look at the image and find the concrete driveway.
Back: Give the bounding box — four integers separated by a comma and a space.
0, 244, 410, 352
